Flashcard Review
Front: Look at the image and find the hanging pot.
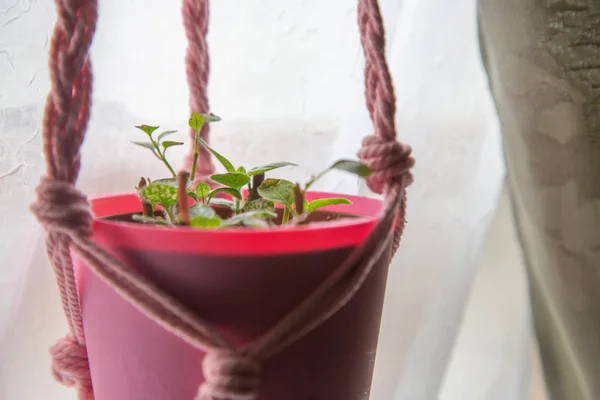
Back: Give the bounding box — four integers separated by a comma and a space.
33, 1, 413, 399
73, 191, 393, 400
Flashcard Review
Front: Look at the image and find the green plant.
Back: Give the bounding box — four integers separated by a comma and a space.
133, 125, 182, 177
131, 112, 372, 229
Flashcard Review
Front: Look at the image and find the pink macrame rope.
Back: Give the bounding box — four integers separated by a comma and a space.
32, 0, 414, 399
182, 0, 214, 180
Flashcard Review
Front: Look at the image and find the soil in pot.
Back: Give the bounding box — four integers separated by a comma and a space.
101, 205, 360, 226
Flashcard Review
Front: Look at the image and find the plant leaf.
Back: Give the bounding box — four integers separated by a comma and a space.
257, 178, 295, 211
195, 182, 210, 200
153, 177, 193, 188
210, 172, 250, 190
248, 161, 297, 176
203, 113, 222, 122
135, 125, 159, 136
305, 159, 372, 190
188, 112, 205, 130
190, 203, 221, 228
189, 203, 222, 228
243, 199, 275, 212
237, 166, 247, 174
189, 203, 217, 219
207, 187, 242, 202
209, 198, 236, 208
132, 141, 158, 152
131, 214, 170, 225
198, 138, 235, 172
307, 197, 352, 212
190, 216, 222, 228
138, 183, 179, 208
187, 191, 198, 201
151, 178, 177, 186
223, 217, 269, 228
222, 210, 276, 227
330, 160, 371, 177
162, 141, 184, 150
157, 130, 177, 143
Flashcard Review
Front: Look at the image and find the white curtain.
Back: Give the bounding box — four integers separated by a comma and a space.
0, 1, 529, 399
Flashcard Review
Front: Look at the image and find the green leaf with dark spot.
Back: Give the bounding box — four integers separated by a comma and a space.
248, 162, 297, 176
210, 172, 250, 190
198, 138, 235, 172
138, 183, 179, 208
135, 125, 160, 136
257, 178, 295, 211
195, 182, 210, 200
243, 199, 275, 212
307, 198, 352, 212
207, 187, 242, 202
157, 130, 177, 143
330, 160, 371, 177
188, 112, 205, 131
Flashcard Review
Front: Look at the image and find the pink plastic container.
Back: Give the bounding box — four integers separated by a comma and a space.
73, 191, 393, 400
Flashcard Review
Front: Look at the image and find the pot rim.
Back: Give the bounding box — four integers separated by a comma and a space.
91, 192, 384, 256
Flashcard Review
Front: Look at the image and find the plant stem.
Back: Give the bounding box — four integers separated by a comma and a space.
177, 171, 190, 226
190, 126, 203, 182
248, 173, 265, 201
137, 177, 154, 217
149, 135, 176, 177
305, 167, 331, 191
282, 207, 290, 224
163, 159, 177, 178
163, 207, 174, 223
293, 183, 304, 216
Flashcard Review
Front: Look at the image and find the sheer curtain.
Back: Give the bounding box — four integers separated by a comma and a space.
0, 0, 527, 399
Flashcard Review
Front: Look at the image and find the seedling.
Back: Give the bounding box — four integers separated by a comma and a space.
131, 112, 372, 229
133, 125, 182, 177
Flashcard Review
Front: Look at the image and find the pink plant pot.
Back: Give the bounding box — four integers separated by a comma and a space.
73, 191, 393, 400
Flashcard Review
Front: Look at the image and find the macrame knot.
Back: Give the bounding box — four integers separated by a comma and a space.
50, 335, 92, 395
197, 350, 260, 400
358, 134, 415, 194
31, 177, 93, 237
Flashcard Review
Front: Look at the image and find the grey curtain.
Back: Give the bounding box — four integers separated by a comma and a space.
478, 1, 600, 399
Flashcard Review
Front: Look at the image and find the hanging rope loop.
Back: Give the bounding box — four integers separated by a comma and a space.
358, 135, 415, 194
31, 177, 93, 237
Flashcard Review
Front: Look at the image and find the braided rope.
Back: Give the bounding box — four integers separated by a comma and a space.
32, 0, 414, 399
34, 0, 98, 398
182, 0, 214, 180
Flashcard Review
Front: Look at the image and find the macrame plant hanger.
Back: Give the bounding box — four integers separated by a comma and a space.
32, 0, 414, 399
